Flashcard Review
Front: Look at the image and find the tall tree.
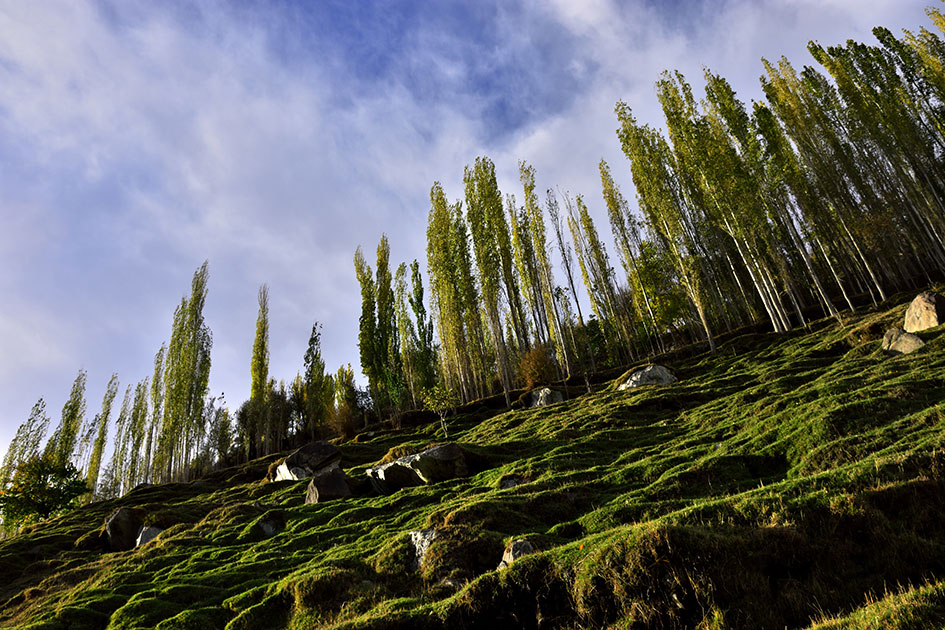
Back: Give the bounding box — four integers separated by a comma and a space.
84, 373, 118, 500
156, 261, 212, 482
302, 323, 334, 440
44, 369, 87, 469
1, 399, 51, 490
465, 156, 513, 404
354, 246, 381, 412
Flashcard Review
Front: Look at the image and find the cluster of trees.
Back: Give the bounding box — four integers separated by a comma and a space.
614, 18, 945, 349
353, 12, 945, 410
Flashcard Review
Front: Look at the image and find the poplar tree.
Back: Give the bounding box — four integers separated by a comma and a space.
465, 156, 513, 404
84, 374, 118, 499
144, 346, 165, 483
408, 260, 437, 393
44, 369, 87, 468
1, 399, 50, 489
375, 235, 405, 413
519, 162, 569, 377
354, 246, 381, 412
302, 323, 333, 440
156, 261, 212, 482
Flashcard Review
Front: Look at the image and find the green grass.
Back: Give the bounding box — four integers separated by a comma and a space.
2, 291, 945, 629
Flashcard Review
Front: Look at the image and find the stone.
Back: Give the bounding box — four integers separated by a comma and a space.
407, 443, 468, 484
272, 441, 342, 482
530, 387, 563, 408
498, 474, 525, 490
366, 459, 424, 494
135, 525, 163, 547
904, 292, 945, 333
304, 466, 352, 504
408, 529, 438, 570
497, 539, 535, 570
367, 442, 470, 494
258, 518, 282, 538
104, 507, 142, 552
882, 327, 925, 355
617, 365, 677, 390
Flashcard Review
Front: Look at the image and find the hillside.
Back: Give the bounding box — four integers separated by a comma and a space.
2, 292, 945, 629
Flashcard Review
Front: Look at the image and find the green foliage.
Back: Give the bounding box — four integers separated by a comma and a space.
302, 323, 334, 440
421, 385, 458, 437
0, 456, 88, 529
43, 369, 87, 469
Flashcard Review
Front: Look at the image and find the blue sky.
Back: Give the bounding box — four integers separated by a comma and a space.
0, 0, 932, 460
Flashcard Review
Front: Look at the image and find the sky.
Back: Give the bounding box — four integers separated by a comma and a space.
0, 0, 933, 460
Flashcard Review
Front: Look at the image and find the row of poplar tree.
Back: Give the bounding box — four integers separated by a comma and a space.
4, 12, 945, 508
0, 262, 354, 512
354, 14, 945, 414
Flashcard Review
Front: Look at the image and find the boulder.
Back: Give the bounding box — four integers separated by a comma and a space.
104, 507, 142, 552
272, 441, 342, 482
882, 327, 925, 355
618, 365, 677, 390
135, 525, 163, 547
304, 466, 352, 504
497, 539, 535, 570
367, 442, 470, 494
408, 529, 438, 571
529, 387, 563, 408
904, 292, 945, 333
407, 443, 468, 484
367, 459, 424, 494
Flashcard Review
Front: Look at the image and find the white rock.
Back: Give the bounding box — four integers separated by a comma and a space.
617, 365, 677, 390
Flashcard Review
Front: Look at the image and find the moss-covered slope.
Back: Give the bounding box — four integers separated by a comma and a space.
3, 293, 945, 629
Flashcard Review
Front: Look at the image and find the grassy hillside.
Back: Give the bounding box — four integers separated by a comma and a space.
2, 292, 945, 629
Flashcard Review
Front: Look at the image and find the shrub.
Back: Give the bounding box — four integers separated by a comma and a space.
518, 347, 557, 389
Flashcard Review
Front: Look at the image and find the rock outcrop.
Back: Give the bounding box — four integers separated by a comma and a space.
530, 387, 563, 408
904, 292, 945, 333
271, 441, 342, 482
497, 539, 535, 570
104, 508, 142, 552
882, 327, 925, 355
367, 443, 469, 494
304, 466, 352, 504
618, 365, 677, 390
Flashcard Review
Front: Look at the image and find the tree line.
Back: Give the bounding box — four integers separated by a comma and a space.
354, 11, 945, 416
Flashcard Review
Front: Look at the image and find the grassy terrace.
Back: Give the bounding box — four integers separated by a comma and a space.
2, 292, 945, 629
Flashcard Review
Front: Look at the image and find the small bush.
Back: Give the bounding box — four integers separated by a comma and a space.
519, 347, 557, 389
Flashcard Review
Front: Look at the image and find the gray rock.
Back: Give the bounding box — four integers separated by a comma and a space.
617, 365, 677, 390
304, 466, 352, 504
407, 443, 468, 484
409, 529, 438, 571
104, 507, 142, 552
530, 387, 563, 408
883, 327, 925, 355
498, 474, 525, 490
497, 539, 535, 570
272, 441, 342, 482
366, 459, 424, 494
135, 525, 163, 547
366, 442, 469, 494
904, 292, 945, 333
